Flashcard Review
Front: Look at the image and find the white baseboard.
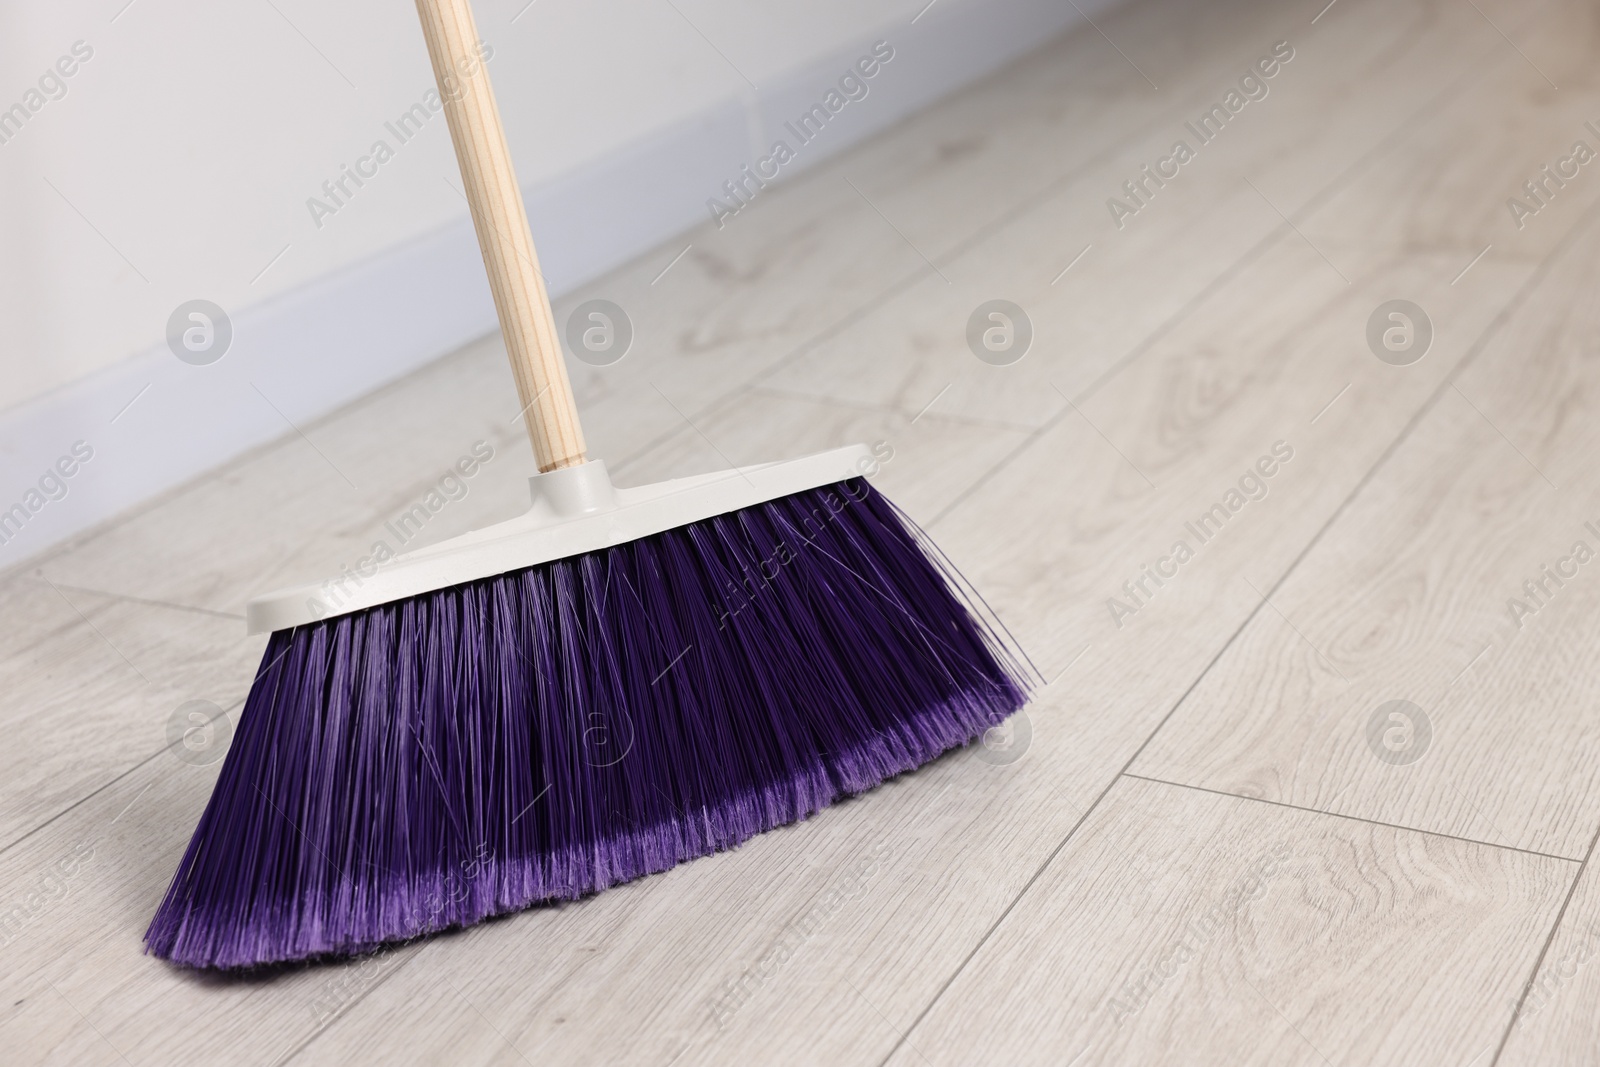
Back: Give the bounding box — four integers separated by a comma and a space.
0, 0, 1112, 567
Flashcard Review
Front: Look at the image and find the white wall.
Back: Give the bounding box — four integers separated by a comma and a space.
0, 0, 1113, 562
0, 0, 901, 408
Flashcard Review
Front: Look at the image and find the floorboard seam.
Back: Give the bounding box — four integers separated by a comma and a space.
0, 696, 246, 861
926, 28, 1517, 531
873, 52, 1600, 1067
1487, 813, 1600, 1063
273, 948, 427, 1066
612, 0, 1321, 485
1120, 772, 1584, 862
42, 581, 246, 621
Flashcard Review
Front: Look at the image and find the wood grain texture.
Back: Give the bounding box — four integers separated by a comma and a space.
1296, 0, 1600, 262
3, 0, 1599, 1063
1499, 844, 1600, 1065
1130, 191, 1600, 859
884, 775, 1573, 1066
0, 574, 257, 849
760, 0, 1522, 428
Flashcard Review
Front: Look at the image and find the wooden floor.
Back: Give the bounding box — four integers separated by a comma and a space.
8, 0, 1600, 1062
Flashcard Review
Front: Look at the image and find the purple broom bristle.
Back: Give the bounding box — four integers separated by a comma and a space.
146, 478, 1031, 969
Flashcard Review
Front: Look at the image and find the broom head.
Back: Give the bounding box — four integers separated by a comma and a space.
146, 446, 1030, 968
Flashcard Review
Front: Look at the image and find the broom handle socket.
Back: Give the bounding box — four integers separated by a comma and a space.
414, 0, 587, 472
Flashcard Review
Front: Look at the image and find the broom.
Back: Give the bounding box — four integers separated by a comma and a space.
145, 0, 1030, 969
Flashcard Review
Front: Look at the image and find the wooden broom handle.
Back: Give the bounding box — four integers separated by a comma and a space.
414, 0, 587, 471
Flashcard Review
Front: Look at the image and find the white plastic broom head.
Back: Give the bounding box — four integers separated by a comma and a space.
245, 444, 876, 634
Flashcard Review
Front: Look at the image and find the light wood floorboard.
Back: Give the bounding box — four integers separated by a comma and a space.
5, 0, 1600, 1064
883, 775, 1574, 1067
